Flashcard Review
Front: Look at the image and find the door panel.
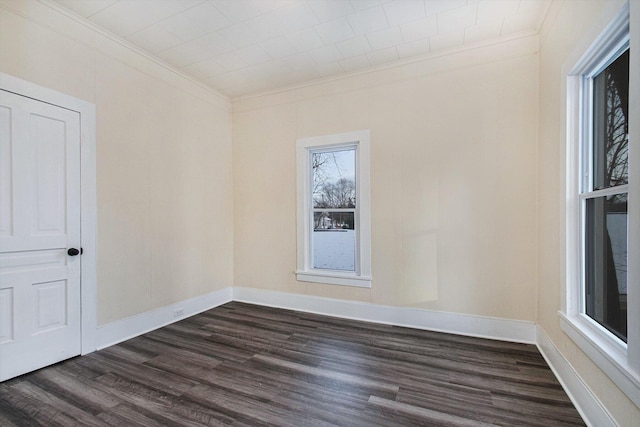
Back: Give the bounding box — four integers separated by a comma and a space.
31, 113, 67, 237
0, 90, 81, 381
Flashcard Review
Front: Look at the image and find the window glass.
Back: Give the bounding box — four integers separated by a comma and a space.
313, 212, 355, 271
592, 50, 629, 190
312, 149, 356, 208
311, 148, 356, 271
585, 192, 628, 342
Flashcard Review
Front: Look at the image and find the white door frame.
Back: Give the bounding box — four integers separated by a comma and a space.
0, 72, 97, 355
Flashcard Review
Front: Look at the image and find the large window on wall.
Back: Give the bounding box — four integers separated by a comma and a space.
563, 2, 639, 407
583, 48, 629, 342
296, 130, 371, 287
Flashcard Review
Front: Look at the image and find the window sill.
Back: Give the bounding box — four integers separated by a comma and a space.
295, 271, 371, 288
558, 311, 640, 407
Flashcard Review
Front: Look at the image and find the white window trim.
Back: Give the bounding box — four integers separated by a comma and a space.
296, 130, 371, 288
563, 1, 640, 407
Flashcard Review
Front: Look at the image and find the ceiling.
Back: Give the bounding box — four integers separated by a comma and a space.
51, 0, 551, 99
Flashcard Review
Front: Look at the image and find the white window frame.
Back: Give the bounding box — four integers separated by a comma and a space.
562, 1, 640, 407
296, 130, 371, 288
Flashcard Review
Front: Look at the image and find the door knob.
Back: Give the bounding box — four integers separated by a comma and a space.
67, 248, 81, 256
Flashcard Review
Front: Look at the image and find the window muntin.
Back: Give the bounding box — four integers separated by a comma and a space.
581, 48, 629, 343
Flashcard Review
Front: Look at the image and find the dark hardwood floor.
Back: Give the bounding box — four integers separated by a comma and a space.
0, 302, 584, 426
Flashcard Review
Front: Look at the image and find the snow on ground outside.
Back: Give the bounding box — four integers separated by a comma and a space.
313, 229, 355, 271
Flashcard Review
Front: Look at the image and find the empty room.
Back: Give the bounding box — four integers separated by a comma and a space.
0, 0, 638, 425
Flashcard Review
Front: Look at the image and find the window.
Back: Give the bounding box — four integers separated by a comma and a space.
563, 3, 640, 407
296, 130, 371, 287
583, 49, 629, 343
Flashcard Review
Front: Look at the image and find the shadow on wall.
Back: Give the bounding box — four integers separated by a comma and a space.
397, 229, 439, 306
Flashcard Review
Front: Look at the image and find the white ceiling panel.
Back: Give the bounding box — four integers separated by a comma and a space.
308, 0, 356, 23
336, 35, 373, 59
382, 0, 426, 27
235, 44, 272, 66
260, 36, 298, 59
424, 0, 467, 15
245, 13, 287, 41
126, 23, 184, 54
308, 45, 345, 63
285, 28, 325, 53
210, 0, 267, 22
177, 2, 231, 34
314, 17, 357, 44
211, 51, 249, 72
366, 26, 405, 51
51, 0, 552, 99
350, 0, 386, 11
437, 3, 478, 33
282, 52, 317, 71
275, 2, 321, 32
476, 0, 520, 23
89, 0, 203, 36
346, 5, 390, 34
400, 15, 439, 42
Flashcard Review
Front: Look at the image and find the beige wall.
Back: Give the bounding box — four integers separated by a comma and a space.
0, 1, 234, 325
537, 0, 639, 424
233, 37, 539, 321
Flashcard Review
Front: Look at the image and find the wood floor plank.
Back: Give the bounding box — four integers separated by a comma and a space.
96, 404, 164, 427
251, 354, 400, 398
8, 380, 108, 427
0, 381, 84, 427
27, 367, 124, 413
94, 373, 229, 426
368, 395, 497, 427
0, 302, 585, 426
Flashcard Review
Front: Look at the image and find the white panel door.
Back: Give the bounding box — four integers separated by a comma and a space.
0, 89, 81, 381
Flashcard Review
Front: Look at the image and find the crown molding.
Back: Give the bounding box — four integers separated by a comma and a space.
0, 0, 230, 108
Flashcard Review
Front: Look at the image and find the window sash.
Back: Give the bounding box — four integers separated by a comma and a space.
308, 146, 360, 274
580, 42, 629, 195
579, 189, 628, 343
578, 43, 630, 345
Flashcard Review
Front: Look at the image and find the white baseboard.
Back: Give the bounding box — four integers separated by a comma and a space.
233, 287, 536, 344
93, 287, 232, 351
536, 326, 616, 427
